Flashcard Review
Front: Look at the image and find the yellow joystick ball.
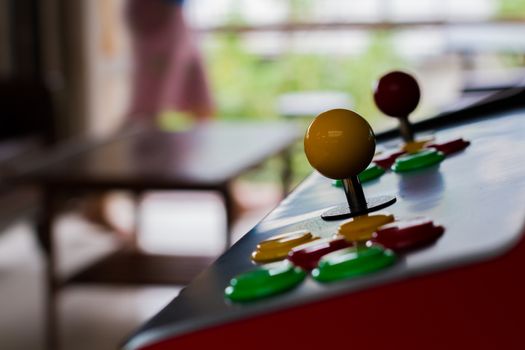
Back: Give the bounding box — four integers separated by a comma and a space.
304, 109, 376, 179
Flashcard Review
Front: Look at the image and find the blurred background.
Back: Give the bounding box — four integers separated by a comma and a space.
0, 0, 524, 349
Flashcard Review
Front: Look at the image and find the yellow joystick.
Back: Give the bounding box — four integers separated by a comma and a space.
304, 109, 396, 221
304, 109, 376, 179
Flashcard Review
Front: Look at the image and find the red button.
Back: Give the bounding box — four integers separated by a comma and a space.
288, 237, 352, 270
372, 218, 444, 251
427, 138, 470, 155
373, 150, 406, 169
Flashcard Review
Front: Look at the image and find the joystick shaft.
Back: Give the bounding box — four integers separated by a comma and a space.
342, 176, 367, 213
398, 116, 414, 143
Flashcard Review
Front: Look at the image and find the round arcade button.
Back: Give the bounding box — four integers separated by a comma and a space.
252, 230, 319, 263
359, 163, 386, 182
391, 149, 445, 173
337, 214, 394, 241
332, 179, 343, 188
427, 138, 470, 155
402, 138, 433, 154
288, 237, 352, 270
332, 163, 386, 188
373, 150, 406, 170
225, 260, 306, 302
312, 244, 396, 282
372, 217, 444, 251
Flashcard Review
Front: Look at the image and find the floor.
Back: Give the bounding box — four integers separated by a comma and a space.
0, 182, 280, 350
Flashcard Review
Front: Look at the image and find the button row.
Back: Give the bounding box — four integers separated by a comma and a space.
331, 138, 470, 190
225, 214, 444, 302
371, 137, 470, 173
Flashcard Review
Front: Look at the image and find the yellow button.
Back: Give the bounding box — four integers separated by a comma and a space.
304, 109, 376, 179
337, 214, 394, 241
252, 230, 319, 263
402, 136, 434, 154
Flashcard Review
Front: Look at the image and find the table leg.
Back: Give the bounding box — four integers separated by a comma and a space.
281, 147, 293, 197
219, 183, 233, 250
128, 191, 144, 252
36, 187, 59, 350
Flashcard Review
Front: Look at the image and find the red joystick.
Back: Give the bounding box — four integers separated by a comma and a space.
374, 71, 420, 142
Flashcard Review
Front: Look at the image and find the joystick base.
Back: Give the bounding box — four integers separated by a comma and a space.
321, 195, 396, 221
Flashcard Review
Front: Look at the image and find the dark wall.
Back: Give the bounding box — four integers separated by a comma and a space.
7, 0, 42, 78
1, 0, 57, 144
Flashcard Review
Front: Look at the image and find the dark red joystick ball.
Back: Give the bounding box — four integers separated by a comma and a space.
374, 71, 420, 118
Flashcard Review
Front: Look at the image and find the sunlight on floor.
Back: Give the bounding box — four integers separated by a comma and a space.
140, 191, 226, 256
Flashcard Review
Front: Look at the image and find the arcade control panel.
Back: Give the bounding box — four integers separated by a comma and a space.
123, 73, 525, 350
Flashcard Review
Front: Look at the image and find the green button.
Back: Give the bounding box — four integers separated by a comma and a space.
359, 163, 385, 182
312, 245, 396, 282
225, 260, 306, 302
391, 149, 445, 173
332, 179, 343, 187
332, 163, 385, 188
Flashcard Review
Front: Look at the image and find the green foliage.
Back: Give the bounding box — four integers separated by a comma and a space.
205, 31, 407, 126
498, 0, 525, 17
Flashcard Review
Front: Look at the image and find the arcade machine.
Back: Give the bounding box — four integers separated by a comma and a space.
123, 72, 525, 349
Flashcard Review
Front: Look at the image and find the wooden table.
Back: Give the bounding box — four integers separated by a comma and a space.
13, 121, 299, 350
